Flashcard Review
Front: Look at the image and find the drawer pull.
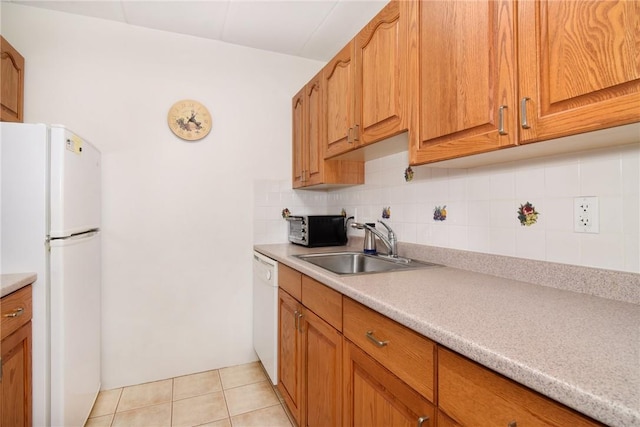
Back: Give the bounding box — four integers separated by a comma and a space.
3, 307, 24, 318
520, 97, 531, 129
417, 415, 430, 427
366, 330, 389, 347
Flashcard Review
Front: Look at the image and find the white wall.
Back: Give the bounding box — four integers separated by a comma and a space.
2, 3, 322, 390
255, 139, 640, 274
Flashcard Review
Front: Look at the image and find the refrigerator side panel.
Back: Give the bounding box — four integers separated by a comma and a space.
49, 126, 101, 238
50, 232, 101, 427
0, 122, 51, 427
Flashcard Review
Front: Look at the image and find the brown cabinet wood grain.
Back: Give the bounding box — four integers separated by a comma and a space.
343, 339, 435, 427
277, 289, 303, 425
324, 0, 410, 159
410, 0, 639, 165
0, 285, 32, 427
517, 0, 640, 143
343, 296, 436, 403
278, 276, 343, 427
410, 0, 518, 164
0, 36, 25, 123
438, 347, 603, 427
292, 69, 363, 188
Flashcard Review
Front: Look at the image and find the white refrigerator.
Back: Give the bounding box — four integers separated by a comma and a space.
1, 123, 102, 427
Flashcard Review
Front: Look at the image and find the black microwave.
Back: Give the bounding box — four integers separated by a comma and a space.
287, 215, 348, 247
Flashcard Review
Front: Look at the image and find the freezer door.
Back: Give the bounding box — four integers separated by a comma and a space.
49, 126, 101, 238
49, 231, 101, 427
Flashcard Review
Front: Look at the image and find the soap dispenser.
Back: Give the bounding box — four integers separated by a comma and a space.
363, 223, 377, 254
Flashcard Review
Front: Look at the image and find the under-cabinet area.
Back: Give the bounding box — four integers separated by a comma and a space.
256, 243, 639, 427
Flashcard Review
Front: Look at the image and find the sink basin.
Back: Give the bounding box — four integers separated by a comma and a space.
295, 252, 440, 275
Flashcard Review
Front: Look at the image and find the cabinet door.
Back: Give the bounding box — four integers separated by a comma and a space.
410, 0, 517, 165
518, 0, 640, 143
343, 340, 435, 427
438, 347, 602, 427
292, 87, 306, 188
0, 36, 25, 123
355, 0, 407, 147
1, 322, 32, 427
277, 289, 303, 425
304, 75, 324, 186
324, 43, 356, 158
302, 308, 342, 427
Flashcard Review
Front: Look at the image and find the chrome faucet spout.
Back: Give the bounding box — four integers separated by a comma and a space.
352, 221, 398, 257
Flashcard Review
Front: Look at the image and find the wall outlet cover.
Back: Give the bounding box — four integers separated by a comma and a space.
574, 196, 599, 233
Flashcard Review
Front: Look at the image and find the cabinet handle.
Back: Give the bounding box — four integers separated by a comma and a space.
347, 127, 353, 144
294, 310, 300, 331
3, 307, 24, 318
365, 330, 389, 347
520, 97, 531, 129
353, 124, 360, 142
417, 416, 430, 427
297, 312, 304, 332
498, 105, 508, 135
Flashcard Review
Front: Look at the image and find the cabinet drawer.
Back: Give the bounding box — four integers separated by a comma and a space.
301, 276, 342, 331
343, 297, 435, 402
438, 347, 603, 426
279, 264, 302, 301
1, 285, 33, 340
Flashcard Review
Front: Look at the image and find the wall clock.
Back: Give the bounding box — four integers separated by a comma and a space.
167, 99, 212, 141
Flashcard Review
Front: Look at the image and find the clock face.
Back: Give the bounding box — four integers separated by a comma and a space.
168, 100, 212, 141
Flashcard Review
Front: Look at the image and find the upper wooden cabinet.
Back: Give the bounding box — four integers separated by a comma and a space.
410, 0, 518, 164
410, 0, 639, 165
292, 71, 363, 188
324, 0, 410, 158
517, 0, 640, 143
0, 36, 25, 123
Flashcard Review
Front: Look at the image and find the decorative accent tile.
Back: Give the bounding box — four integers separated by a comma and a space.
281, 208, 290, 218
433, 205, 447, 221
404, 166, 414, 182
382, 206, 391, 219
517, 202, 540, 226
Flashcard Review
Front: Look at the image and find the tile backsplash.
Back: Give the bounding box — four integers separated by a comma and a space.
254, 142, 639, 273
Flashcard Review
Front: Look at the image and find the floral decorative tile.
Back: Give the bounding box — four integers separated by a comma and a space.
517, 202, 540, 226
404, 166, 414, 182
382, 207, 391, 219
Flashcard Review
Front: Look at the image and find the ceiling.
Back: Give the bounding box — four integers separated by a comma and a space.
7, 0, 388, 61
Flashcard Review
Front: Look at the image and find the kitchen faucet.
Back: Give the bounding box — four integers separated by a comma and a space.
351, 220, 398, 257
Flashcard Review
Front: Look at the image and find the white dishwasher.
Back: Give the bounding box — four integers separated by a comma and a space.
252, 251, 278, 385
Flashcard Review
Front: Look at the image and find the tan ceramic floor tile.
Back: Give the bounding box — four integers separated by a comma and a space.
84, 414, 113, 427
172, 392, 229, 427
230, 404, 292, 427
199, 420, 231, 427
117, 379, 173, 412
112, 403, 171, 427
89, 388, 122, 417
224, 381, 279, 416
173, 370, 222, 400
219, 362, 267, 389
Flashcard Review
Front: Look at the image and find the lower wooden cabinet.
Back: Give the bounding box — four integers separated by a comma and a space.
277, 275, 343, 427
1, 285, 33, 427
277, 265, 604, 427
343, 339, 435, 427
438, 347, 603, 427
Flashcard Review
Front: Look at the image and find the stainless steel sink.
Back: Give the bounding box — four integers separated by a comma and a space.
295, 252, 440, 275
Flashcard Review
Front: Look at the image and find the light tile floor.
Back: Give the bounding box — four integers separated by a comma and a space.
85, 362, 294, 427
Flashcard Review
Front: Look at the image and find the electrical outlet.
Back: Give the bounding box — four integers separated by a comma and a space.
574, 197, 599, 233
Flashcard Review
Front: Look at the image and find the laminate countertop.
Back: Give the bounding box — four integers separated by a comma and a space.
1, 273, 36, 298
254, 242, 640, 427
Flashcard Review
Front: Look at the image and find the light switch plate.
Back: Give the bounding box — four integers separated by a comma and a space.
574, 196, 599, 233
